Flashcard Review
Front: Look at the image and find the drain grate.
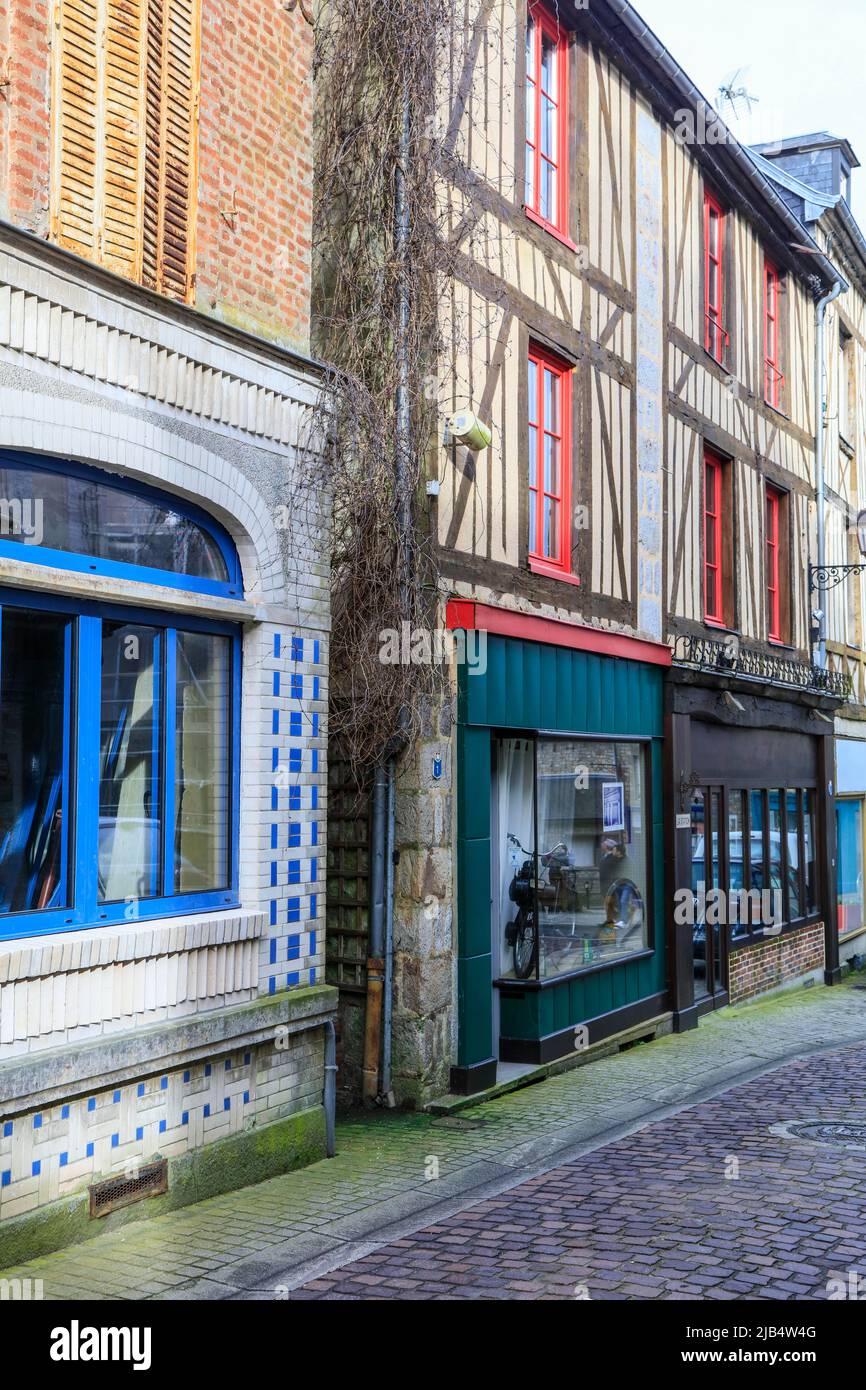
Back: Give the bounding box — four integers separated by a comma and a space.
89, 1159, 168, 1218
771, 1120, 866, 1151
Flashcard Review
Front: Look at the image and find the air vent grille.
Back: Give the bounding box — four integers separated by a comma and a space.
89, 1159, 168, 1217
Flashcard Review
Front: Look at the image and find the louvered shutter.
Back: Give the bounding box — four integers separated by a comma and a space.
102, 0, 147, 278
52, 0, 145, 279
142, 0, 199, 301
51, 0, 101, 260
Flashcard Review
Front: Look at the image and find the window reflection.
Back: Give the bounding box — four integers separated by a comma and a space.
496, 737, 649, 981
175, 632, 230, 893
0, 609, 69, 913
99, 623, 161, 902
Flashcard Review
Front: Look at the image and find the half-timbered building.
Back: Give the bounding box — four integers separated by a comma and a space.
327, 1, 862, 1105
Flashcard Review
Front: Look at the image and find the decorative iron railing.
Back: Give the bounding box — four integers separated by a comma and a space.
672, 633, 852, 699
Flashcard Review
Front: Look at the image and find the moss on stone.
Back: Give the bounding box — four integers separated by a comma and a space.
0, 1105, 326, 1269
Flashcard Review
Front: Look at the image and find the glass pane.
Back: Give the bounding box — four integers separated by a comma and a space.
804, 790, 818, 914
691, 790, 709, 996
544, 430, 559, 495
540, 157, 556, 222
525, 147, 535, 209
528, 425, 538, 486
787, 791, 802, 919
528, 359, 538, 424
540, 94, 556, 160
528, 489, 537, 554
533, 739, 649, 980
768, 790, 783, 925
175, 632, 230, 893
540, 30, 556, 94
495, 737, 537, 981
543, 496, 559, 559
0, 460, 229, 582
99, 623, 161, 903
836, 799, 863, 938
544, 367, 558, 432
525, 16, 535, 81
705, 567, 717, 617
0, 608, 70, 913
750, 790, 765, 890
728, 791, 748, 941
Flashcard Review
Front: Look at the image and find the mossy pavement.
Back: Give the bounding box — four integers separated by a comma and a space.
3, 975, 866, 1300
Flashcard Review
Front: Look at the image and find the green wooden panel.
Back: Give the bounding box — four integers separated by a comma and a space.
457, 726, 491, 840
457, 836, 493, 959
464, 636, 664, 738
457, 952, 494, 1066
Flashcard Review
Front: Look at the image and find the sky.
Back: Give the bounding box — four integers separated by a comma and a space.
633, 0, 866, 222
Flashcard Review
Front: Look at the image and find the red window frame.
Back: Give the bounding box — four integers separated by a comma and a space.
764, 261, 783, 409
703, 449, 725, 625
704, 193, 728, 364
766, 484, 782, 641
524, 2, 571, 244
528, 343, 575, 582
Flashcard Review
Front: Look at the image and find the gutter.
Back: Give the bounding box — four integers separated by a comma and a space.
598, 0, 846, 296
815, 278, 846, 668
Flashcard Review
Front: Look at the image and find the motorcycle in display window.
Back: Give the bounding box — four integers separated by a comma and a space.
503, 832, 644, 980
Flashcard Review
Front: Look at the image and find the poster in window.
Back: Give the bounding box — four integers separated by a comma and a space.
602, 780, 625, 833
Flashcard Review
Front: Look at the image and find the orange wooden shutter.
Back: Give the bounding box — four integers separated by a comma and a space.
52, 0, 145, 279
142, 0, 199, 301
102, 0, 147, 278
51, 0, 101, 260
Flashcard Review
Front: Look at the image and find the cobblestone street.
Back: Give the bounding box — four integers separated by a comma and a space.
2, 977, 866, 1300
293, 1042, 866, 1300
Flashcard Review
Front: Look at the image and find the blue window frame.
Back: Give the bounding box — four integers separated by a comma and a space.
0, 456, 242, 942
0, 452, 242, 598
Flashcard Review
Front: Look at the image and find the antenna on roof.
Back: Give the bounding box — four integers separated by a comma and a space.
717, 68, 760, 120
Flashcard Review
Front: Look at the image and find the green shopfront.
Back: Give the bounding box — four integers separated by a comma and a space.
448, 601, 672, 1095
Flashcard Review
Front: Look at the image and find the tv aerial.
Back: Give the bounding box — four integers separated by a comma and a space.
716, 68, 760, 121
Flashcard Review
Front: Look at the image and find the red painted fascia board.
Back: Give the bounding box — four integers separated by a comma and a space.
445, 599, 672, 668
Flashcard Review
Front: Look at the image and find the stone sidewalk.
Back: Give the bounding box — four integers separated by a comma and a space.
2, 975, 866, 1300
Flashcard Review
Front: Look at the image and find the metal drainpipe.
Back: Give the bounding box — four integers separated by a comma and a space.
323, 1020, 337, 1157
815, 279, 845, 668
362, 763, 388, 1102
381, 758, 397, 1104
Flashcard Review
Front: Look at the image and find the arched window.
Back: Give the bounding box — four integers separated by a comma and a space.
0, 453, 242, 597
0, 455, 241, 939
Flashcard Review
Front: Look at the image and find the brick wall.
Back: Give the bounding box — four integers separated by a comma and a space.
197, 0, 313, 351
0, 0, 313, 350
728, 924, 825, 1005
0, 0, 51, 233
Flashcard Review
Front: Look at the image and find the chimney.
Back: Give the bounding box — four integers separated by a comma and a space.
752, 132, 859, 206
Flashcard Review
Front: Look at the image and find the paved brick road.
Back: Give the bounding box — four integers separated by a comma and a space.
2, 978, 866, 1299
292, 1044, 866, 1300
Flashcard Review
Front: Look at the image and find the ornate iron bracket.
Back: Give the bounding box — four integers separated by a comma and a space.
809, 563, 866, 593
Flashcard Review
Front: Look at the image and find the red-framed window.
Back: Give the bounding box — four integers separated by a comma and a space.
764, 261, 783, 409
766, 484, 782, 641
528, 344, 573, 579
704, 193, 727, 363
704, 449, 725, 624
525, 2, 569, 240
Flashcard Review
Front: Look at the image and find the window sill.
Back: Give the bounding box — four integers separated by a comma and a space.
0, 983, 337, 1113
0, 551, 259, 624
494, 947, 656, 990
524, 205, 580, 254
528, 557, 581, 587
703, 616, 731, 632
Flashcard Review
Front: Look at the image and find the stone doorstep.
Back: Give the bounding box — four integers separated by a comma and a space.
424, 1011, 675, 1115
0, 984, 338, 1116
